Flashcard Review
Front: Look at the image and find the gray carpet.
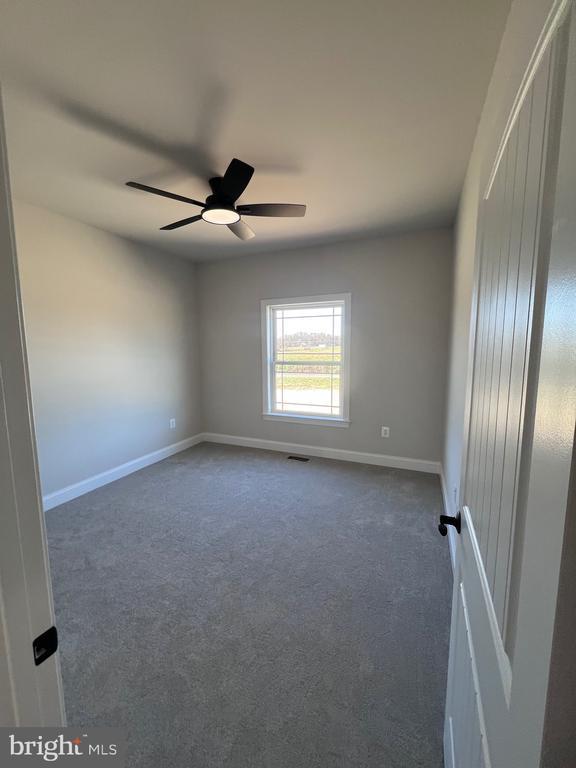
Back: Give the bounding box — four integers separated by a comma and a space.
46, 443, 452, 767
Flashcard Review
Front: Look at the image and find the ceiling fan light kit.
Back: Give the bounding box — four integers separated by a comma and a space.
126, 158, 306, 240
201, 205, 240, 225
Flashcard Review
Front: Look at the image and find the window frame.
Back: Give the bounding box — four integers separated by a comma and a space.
261, 293, 351, 427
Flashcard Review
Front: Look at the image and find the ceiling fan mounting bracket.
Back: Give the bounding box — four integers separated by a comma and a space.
209, 176, 223, 195
205, 192, 235, 208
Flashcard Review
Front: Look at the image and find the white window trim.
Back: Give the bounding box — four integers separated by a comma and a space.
261, 293, 351, 427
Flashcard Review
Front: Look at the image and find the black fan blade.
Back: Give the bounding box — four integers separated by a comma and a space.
220, 158, 254, 201
126, 181, 204, 207
237, 203, 306, 217
160, 215, 203, 230
228, 220, 255, 240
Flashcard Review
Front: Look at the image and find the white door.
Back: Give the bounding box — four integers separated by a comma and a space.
0, 88, 65, 725
444, 7, 576, 768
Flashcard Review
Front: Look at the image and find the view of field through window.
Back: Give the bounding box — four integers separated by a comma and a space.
271, 303, 343, 416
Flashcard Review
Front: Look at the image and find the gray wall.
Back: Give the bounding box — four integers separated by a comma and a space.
197, 228, 453, 462
14, 202, 201, 496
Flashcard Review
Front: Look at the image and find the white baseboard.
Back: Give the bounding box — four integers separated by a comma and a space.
43, 434, 204, 511
440, 466, 457, 571
43, 431, 442, 511
199, 432, 441, 475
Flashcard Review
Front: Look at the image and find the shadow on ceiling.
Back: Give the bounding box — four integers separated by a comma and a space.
11, 70, 301, 187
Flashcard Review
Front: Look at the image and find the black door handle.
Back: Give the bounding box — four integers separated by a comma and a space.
33, 626, 58, 666
438, 512, 461, 536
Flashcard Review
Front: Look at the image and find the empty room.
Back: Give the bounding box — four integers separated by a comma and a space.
1, 1, 575, 767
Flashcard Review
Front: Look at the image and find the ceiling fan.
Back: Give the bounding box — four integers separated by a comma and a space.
126, 158, 306, 240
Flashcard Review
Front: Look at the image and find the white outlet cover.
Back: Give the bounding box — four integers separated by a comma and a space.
381, 426, 390, 438
170, 418, 176, 429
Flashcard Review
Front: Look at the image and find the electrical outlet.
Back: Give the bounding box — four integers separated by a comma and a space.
169, 418, 176, 430
381, 426, 390, 438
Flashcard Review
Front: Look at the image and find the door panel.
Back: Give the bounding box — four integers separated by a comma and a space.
445, 573, 490, 768
494, 70, 548, 634
465, 44, 551, 629
444, 11, 571, 766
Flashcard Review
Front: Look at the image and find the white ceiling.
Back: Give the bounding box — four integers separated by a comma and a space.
0, 0, 510, 260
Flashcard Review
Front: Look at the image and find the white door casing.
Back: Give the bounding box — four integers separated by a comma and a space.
444, 5, 576, 768
0, 87, 65, 725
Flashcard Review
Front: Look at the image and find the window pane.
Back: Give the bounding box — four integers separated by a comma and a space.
274, 363, 341, 416
281, 315, 334, 343
331, 316, 342, 361
279, 305, 341, 319
274, 313, 285, 359
273, 308, 342, 362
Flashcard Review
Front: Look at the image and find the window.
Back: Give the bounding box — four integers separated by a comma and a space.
261, 294, 350, 426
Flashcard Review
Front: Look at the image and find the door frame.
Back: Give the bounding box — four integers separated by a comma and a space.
0, 86, 65, 726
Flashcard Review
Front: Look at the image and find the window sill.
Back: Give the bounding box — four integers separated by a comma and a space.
263, 413, 350, 428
